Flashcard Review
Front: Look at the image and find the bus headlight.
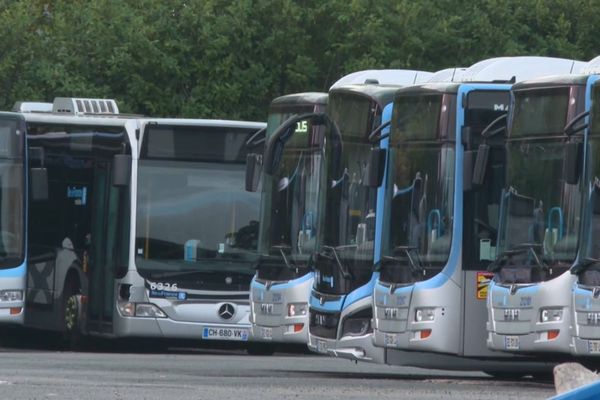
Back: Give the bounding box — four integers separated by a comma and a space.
118, 302, 167, 318
118, 302, 135, 317
341, 309, 373, 337
135, 303, 167, 318
415, 308, 435, 322
288, 303, 308, 317
0, 290, 23, 302
540, 308, 563, 323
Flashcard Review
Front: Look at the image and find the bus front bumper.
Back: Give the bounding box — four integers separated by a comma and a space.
308, 332, 385, 363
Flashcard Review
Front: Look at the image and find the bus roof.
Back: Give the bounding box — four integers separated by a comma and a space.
270, 92, 328, 107
458, 56, 586, 83
330, 69, 433, 89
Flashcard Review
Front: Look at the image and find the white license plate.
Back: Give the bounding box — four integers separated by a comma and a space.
261, 327, 273, 340
384, 333, 398, 347
316, 340, 328, 354
588, 340, 600, 354
202, 327, 249, 341
504, 335, 520, 350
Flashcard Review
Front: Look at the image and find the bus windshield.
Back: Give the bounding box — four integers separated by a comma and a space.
135, 125, 261, 282
575, 84, 600, 273
0, 118, 24, 269
315, 92, 378, 293
257, 106, 324, 275
497, 88, 580, 279
380, 94, 455, 283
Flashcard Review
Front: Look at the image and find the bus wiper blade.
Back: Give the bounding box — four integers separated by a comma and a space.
573, 257, 600, 274
489, 243, 546, 271
270, 245, 296, 270
321, 245, 352, 279
391, 245, 423, 273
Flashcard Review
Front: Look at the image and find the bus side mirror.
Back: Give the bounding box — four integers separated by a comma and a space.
564, 141, 582, 185
245, 153, 262, 192
463, 150, 474, 192
30, 167, 48, 201
112, 154, 132, 187
472, 144, 490, 186
366, 148, 386, 188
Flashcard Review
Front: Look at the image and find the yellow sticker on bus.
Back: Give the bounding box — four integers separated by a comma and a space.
477, 271, 494, 300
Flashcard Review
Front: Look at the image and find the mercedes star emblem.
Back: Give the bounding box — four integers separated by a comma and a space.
218, 303, 235, 320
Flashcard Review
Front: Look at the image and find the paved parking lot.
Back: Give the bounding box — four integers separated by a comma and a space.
0, 337, 556, 400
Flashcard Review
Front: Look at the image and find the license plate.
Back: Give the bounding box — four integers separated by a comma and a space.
316, 340, 328, 354
384, 333, 398, 347
202, 327, 249, 341
588, 340, 600, 354
261, 327, 273, 340
504, 335, 520, 350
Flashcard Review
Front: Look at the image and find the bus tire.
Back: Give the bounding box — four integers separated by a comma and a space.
62, 282, 87, 351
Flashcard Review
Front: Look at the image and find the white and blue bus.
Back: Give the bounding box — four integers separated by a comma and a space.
0, 112, 28, 324
248, 92, 329, 346
369, 57, 583, 373
307, 70, 433, 363
487, 62, 599, 357
571, 62, 600, 356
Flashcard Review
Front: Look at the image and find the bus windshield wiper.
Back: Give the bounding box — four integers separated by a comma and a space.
385, 245, 423, 274
572, 257, 600, 274
490, 243, 546, 271
321, 245, 352, 279
269, 245, 296, 270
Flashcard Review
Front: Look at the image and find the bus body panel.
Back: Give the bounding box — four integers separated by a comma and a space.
250, 272, 313, 343
487, 272, 573, 352
0, 263, 26, 323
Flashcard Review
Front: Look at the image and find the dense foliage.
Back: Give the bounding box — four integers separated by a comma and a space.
0, 0, 598, 120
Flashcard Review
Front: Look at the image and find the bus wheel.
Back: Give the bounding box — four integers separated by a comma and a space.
246, 342, 276, 356
63, 286, 87, 351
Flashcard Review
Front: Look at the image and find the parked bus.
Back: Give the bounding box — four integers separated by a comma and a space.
307, 70, 433, 363
571, 61, 600, 356
368, 57, 583, 372
248, 92, 328, 347
8, 98, 266, 347
487, 63, 600, 356
0, 110, 28, 324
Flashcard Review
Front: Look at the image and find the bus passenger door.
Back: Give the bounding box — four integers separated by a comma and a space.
87, 162, 119, 334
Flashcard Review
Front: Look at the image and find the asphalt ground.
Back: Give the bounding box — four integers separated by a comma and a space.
0, 330, 556, 400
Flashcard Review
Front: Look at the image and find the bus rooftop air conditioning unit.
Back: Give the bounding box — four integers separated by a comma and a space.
52, 97, 119, 115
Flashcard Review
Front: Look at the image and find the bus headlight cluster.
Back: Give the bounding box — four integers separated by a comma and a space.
288, 303, 308, 317
540, 308, 563, 323
118, 302, 167, 318
341, 309, 373, 337
415, 308, 435, 322
0, 290, 22, 302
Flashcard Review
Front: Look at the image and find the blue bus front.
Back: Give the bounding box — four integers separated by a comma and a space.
308, 85, 395, 363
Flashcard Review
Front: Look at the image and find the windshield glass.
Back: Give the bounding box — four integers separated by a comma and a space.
381, 94, 455, 283
135, 125, 261, 282
0, 118, 24, 268
497, 88, 580, 276
314, 92, 378, 294
581, 87, 600, 267
257, 105, 325, 275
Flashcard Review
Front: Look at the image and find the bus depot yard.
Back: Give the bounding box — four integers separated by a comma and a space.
0, 333, 555, 400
